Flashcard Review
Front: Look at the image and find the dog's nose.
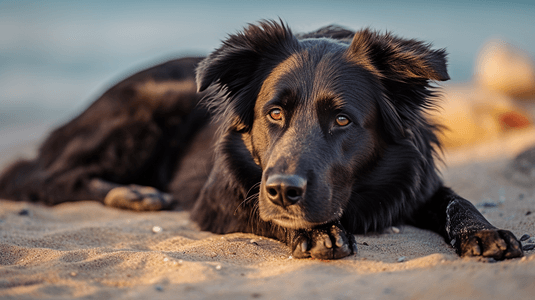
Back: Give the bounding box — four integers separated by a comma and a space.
265, 174, 306, 207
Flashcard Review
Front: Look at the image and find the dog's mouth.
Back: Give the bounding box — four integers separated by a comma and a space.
261, 205, 344, 229
269, 214, 327, 229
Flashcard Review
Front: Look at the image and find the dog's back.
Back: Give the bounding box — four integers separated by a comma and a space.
0, 57, 212, 206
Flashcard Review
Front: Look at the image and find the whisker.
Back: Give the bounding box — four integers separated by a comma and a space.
245, 182, 261, 199
245, 200, 258, 233
251, 201, 262, 233
234, 182, 261, 215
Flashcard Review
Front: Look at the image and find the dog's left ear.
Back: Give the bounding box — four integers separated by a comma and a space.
197, 20, 298, 131
346, 29, 449, 136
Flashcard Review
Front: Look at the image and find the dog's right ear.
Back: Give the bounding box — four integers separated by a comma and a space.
346, 29, 449, 139
196, 20, 298, 131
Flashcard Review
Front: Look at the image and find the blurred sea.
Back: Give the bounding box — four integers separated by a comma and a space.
0, 0, 534, 157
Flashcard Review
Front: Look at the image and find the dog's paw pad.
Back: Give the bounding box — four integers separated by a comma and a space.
104, 185, 173, 211
458, 229, 523, 260
291, 223, 357, 260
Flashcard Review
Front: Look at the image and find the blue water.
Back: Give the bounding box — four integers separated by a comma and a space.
1, 0, 534, 130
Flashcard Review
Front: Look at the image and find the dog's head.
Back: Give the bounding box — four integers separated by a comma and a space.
197, 20, 449, 229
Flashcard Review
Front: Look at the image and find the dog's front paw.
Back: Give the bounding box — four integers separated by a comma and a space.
291, 222, 357, 260
104, 185, 174, 211
454, 229, 523, 260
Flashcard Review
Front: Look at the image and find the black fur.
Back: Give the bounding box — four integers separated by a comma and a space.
0, 20, 523, 260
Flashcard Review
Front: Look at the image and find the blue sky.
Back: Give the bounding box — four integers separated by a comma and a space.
0, 0, 534, 128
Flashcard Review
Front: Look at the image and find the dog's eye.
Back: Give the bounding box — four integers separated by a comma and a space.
269, 108, 283, 121
335, 115, 350, 126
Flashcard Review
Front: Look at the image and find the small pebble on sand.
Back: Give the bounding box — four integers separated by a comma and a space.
391, 227, 400, 233
216, 265, 222, 270
152, 226, 162, 233
397, 256, 406, 262
18, 209, 30, 216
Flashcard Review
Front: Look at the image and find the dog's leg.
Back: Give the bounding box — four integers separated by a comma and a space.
87, 178, 174, 211
282, 221, 357, 260
412, 186, 523, 259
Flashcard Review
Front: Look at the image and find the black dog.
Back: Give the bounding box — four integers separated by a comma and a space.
0, 21, 523, 260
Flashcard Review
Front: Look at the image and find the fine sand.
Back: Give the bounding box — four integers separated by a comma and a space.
1, 136, 535, 300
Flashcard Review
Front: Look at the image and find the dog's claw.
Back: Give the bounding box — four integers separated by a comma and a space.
300, 240, 308, 253
324, 236, 333, 249
335, 235, 344, 248
352, 241, 359, 253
